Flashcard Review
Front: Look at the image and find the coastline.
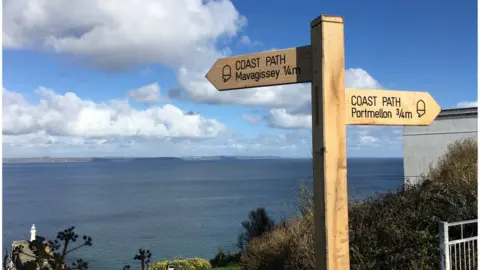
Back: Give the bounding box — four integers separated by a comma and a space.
2, 156, 402, 164
3, 157, 93, 164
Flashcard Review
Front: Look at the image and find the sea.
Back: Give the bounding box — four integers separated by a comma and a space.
3, 157, 404, 269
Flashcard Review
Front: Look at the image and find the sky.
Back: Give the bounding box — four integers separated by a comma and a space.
2, 0, 478, 158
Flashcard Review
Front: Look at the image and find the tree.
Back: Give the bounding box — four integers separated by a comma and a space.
8, 226, 92, 270
237, 207, 275, 251
123, 248, 152, 270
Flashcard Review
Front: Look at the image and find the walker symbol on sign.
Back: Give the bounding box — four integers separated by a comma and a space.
416, 99, 426, 118
222, 65, 231, 82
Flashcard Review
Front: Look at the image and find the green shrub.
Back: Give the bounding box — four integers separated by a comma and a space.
237, 207, 275, 251
150, 258, 211, 270
240, 189, 314, 270
426, 137, 477, 187
240, 224, 291, 270
210, 249, 240, 267
240, 138, 478, 270
210, 249, 228, 267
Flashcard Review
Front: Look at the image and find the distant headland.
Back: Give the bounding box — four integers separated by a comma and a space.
3, 157, 93, 164
2, 156, 294, 164
3, 156, 395, 164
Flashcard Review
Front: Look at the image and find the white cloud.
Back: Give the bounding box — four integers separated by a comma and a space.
347, 126, 402, 155
359, 135, 379, 145
3, 126, 312, 158
188, 132, 307, 156
176, 67, 382, 114
3, 87, 226, 140
266, 68, 382, 129
238, 35, 261, 47
3, 0, 246, 69
268, 109, 311, 129
127, 83, 161, 105
241, 114, 260, 125
345, 68, 382, 90
456, 101, 478, 108
177, 68, 313, 108
239, 35, 251, 45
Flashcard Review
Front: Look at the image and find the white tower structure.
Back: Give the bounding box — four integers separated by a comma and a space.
30, 224, 36, 241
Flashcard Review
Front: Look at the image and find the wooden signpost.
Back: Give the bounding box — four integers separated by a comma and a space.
205, 14, 442, 270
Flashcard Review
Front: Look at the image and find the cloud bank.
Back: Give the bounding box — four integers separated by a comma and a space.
3, 87, 226, 139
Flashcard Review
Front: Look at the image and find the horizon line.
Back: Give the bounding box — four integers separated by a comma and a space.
3, 155, 403, 160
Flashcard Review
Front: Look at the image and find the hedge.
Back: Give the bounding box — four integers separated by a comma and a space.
150, 258, 212, 270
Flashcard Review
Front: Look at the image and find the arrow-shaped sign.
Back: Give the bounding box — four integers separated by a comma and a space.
345, 88, 442, 126
205, 46, 312, 91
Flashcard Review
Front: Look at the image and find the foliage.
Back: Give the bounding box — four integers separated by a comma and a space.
212, 207, 274, 268
150, 258, 211, 270
236, 207, 276, 251
425, 137, 477, 188
8, 226, 93, 270
123, 248, 152, 270
210, 249, 229, 267
211, 249, 241, 268
209, 249, 240, 268
239, 186, 314, 270
239, 138, 478, 270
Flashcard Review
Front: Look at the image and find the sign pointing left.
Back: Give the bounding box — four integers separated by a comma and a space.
205, 46, 312, 91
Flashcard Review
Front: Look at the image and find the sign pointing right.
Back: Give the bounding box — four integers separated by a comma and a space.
346, 88, 442, 126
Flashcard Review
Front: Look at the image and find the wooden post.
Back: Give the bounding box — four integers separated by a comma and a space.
310, 15, 350, 270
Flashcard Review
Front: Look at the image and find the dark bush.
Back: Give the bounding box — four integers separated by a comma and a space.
237, 207, 276, 251
240, 186, 314, 270
210, 249, 229, 267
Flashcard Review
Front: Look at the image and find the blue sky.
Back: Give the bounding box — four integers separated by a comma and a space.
2, 0, 477, 158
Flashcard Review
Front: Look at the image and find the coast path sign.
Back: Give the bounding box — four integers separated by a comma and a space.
346, 89, 441, 126
205, 15, 441, 270
205, 45, 312, 91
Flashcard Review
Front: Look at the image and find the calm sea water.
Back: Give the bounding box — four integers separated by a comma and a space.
3, 158, 403, 269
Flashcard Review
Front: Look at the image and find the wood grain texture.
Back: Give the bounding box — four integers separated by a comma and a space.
311, 15, 350, 270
